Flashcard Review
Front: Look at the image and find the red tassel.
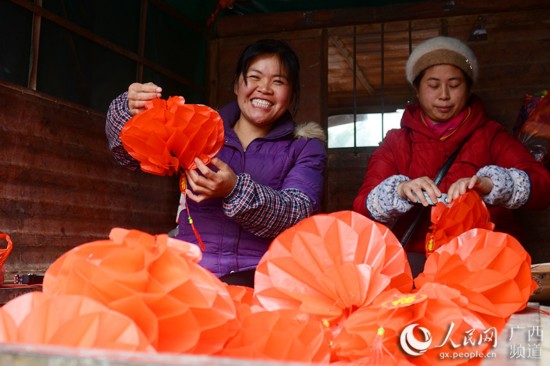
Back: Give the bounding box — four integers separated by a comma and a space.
179, 175, 205, 251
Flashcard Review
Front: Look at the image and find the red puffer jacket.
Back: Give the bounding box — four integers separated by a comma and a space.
353, 95, 550, 253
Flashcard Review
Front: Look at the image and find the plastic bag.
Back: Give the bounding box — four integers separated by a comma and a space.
514, 90, 550, 168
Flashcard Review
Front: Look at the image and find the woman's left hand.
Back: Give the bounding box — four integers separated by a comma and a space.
185, 158, 238, 203
446, 175, 493, 203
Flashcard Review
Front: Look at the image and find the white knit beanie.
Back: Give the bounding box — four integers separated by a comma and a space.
406, 36, 478, 85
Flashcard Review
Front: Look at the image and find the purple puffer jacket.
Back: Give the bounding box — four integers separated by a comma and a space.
176, 101, 327, 276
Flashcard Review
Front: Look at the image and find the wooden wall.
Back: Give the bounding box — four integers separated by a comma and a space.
213, 0, 550, 263
0, 81, 180, 277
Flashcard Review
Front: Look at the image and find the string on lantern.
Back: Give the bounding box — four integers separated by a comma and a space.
179, 175, 205, 250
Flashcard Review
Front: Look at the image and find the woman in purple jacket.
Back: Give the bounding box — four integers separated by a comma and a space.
105, 39, 327, 287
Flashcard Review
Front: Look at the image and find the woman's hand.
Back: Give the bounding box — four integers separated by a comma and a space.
446, 175, 493, 203
185, 158, 238, 203
127, 82, 162, 115
397, 176, 442, 207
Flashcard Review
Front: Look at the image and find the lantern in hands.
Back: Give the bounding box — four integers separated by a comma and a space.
120, 96, 224, 175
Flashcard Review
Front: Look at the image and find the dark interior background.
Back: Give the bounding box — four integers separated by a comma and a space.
1, 0, 549, 278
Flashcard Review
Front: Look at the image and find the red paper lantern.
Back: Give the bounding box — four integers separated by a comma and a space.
254, 211, 412, 335
0, 233, 13, 285
334, 283, 495, 366
43, 228, 238, 354
0, 307, 17, 343
332, 290, 419, 365
120, 96, 224, 175
425, 191, 494, 254
226, 284, 257, 321
219, 309, 332, 363
0, 292, 153, 351
416, 229, 536, 324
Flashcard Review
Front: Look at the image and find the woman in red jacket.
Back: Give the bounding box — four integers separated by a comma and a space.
353, 36, 550, 276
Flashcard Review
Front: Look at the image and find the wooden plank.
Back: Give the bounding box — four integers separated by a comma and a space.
329, 35, 375, 94
216, 0, 550, 37
0, 81, 180, 277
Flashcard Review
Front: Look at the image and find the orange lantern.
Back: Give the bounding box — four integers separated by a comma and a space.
120, 96, 224, 175
0, 307, 17, 343
120, 97, 224, 249
425, 191, 494, 254
0, 292, 153, 351
416, 229, 536, 325
0, 232, 13, 285
43, 228, 238, 354
332, 290, 419, 365
254, 211, 412, 335
219, 309, 332, 363
226, 284, 258, 322
403, 283, 495, 366
167, 103, 225, 170
334, 283, 495, 366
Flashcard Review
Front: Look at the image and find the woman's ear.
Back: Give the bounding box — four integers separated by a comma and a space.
234, 72, 247, 96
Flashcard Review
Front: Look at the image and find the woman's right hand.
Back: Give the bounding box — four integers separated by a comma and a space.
127, 82, 162, 115
397, 176, 442, 207
185, 158, 238, 203
446, 175, 493, 204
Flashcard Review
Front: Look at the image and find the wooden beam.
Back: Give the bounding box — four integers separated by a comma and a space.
216, 0, 550, 37
330, 35, 375, 94
9, 0, 207, 93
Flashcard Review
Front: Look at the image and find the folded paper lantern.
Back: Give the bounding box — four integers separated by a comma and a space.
402, 283, 494, 366
227, 284, 255, 307
120, 96, 224, 175
120, 97, 224, 249
226, 284, 258, 322
331, 290, 419, 365
168, 103, 225, 170
334, 283, 494, 366
254, 211, 412, 335
425, 191, 494, 254
43, 228, 238, 354
219, 309, 331, 363
0, 232, 13, 284
0, 291, 153, 351
0, 307, 17, 343
330, 210, 414, 292
416, 229, 536, 325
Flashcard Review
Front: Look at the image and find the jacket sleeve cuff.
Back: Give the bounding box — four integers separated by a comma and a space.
476, 165, 530, 209
223, 173, 247, 205
367, 175, 413, 223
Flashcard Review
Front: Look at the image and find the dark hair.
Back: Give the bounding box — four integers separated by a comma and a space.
233, 39, 300, 115
412, 67, 473, 92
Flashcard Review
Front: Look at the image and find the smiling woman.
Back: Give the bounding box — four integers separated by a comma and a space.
232, 54, 294, 149
105, 39, 327, 287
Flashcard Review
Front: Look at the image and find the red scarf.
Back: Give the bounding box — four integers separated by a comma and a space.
422, 107, 471, 140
